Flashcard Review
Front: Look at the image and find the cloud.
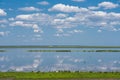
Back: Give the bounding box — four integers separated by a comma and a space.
15, 13, 52, 24
54, 29, 70, 37
9, 59, 41, 71
32, 25, 43, 34
0, 32, 5, 36
10, 21, 33, 27
8, 18, 14, 21
6, 3, 120, 38
18, 7, 40, 12
37, 1, 49, 5
0, 31, 8, 36
51, 5, 120, 31
33, 28, 43, 33
56, 29, 64, 33
98, 2, 119, 9
32, 59, 40, 68
51, 17, 77, 29
49, 3, 88, 13
12, 13, 77, 35
15, 4, 120, 31
0, 9, 7, 16
72, 0, 85, 2
10, 21, 43, 33
55, 33, 70, 37
54, 28, 83, 37
97, 30, 102, 33
88, 6, 99, 10
0, 19, 8, 24
73, 10, 120, 30
13, 8, 120, 33
16, 14, 33, 20
13, 13, 53, 34
9, 13, 48, 34
56, 13, 68, 18
0, 56, 8, 61
68, 29, 84, 33
88, 2, 119, 10
51, 63, 76, 71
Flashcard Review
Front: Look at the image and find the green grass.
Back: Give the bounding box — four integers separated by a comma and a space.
0, 72, 120, 79
28, 50, 71, 52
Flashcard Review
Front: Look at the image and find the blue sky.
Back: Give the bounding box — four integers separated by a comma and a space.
0, 0, 120, 45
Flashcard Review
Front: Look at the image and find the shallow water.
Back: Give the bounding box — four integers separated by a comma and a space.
0, 48, 120, 72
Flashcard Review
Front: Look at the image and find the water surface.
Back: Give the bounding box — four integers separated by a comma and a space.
0, 48, 120, 72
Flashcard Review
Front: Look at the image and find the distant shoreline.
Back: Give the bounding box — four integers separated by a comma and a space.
0, 45, 120, 48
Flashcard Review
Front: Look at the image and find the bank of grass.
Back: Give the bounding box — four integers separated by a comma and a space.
0, 71, 120, 79
28, 50, 72, 52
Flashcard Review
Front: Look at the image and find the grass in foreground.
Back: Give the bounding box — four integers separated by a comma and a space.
0, 72, 120, 79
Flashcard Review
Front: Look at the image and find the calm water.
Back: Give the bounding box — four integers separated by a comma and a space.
0, 48, 120, 72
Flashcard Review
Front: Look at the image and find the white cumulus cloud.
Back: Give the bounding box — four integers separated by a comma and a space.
97, 30, 102, 33
0, 32, 5, 36
6, 3, 120, 38
49, 3, 88, 13
0, 9, 7, 16
0, 31, 8, 36
18, 7, 40, 12
56, 13, 68, 18
15, 13, 52, 23
88, 6, 99, 10
98, 1, 119, 9
0, 19, 8, 23
10, 21, 33, 27
72, 0, 85, 2
69, 29, 84, 33
88, 2, 119, 10
37, 1, 49, 5
16, 14, 33, 20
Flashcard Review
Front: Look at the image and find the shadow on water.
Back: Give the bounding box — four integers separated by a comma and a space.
0, 50, 6, 52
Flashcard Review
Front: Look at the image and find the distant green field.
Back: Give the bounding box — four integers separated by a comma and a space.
0, 72, 120, 79
0, 45, 120, 48
1, 45, 120, 52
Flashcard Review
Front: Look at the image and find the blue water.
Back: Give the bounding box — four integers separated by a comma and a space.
0, 48, 120, 72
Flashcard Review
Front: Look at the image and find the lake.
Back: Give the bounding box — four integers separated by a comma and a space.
0, 47, 120, 72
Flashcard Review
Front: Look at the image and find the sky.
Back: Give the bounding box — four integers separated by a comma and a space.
0, 0, 120, 45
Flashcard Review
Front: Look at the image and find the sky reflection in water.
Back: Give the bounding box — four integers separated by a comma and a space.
0, 48, 120, 72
